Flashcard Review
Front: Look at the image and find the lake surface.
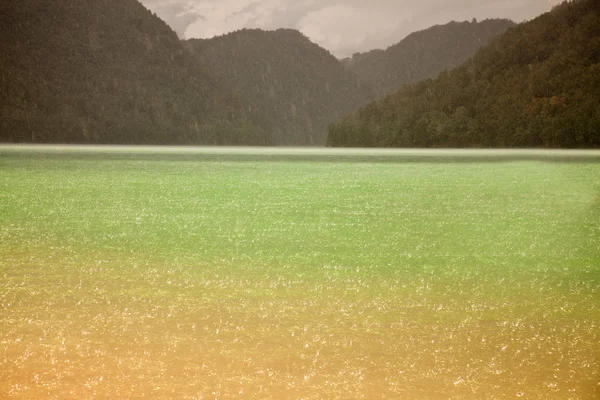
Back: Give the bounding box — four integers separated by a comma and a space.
1, 146, 599, 398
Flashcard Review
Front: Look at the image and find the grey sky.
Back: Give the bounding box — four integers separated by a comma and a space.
141, 0, 562, 57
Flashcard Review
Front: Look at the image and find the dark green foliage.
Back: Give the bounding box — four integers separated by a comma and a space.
185, 29, 374, 146
328, 0, 600, 148
0, 0, 274, 145
341, 19, 515, 98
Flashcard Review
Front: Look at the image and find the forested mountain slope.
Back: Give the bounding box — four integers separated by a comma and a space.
0, 0, 273, 145
185, 29, 374, 146
341, 19, 515, 98
328, 0, 600, 148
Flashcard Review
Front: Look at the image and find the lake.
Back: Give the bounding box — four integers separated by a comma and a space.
1, 145, 599, 398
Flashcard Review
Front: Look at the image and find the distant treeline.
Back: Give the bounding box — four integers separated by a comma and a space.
185, 29, 374, 146
328, 0, 600, 148
342, 19, 515, 98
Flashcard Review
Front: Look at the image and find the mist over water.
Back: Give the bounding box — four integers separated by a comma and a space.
2, 145, 600, 162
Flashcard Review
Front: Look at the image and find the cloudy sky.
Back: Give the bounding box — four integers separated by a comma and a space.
141, 0, 562, 58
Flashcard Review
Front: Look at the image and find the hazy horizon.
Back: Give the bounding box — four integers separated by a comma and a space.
141, 0, 563, 57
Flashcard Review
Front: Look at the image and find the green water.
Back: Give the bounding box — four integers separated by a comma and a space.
1, 146, 599, 398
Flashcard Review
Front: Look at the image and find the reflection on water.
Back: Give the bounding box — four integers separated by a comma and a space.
0, 146, 598, 398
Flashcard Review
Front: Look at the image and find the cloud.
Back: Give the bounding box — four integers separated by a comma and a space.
144, 1, 203, 38
297, 5, 409, 57
141, 0, 563, 57
183, 0, 288, 39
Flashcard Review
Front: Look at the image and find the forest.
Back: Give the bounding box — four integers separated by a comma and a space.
328, 0, 600, 148
0, 0, 273, 145
0, 0, 512, 146
1, 0, 597, 148
185, 29, 374, 146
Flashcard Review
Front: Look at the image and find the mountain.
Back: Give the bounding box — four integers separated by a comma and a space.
328, 0, 600, 148
184, 29, 374, 146
341, 19, 515, 98
0, 0, 273, 145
